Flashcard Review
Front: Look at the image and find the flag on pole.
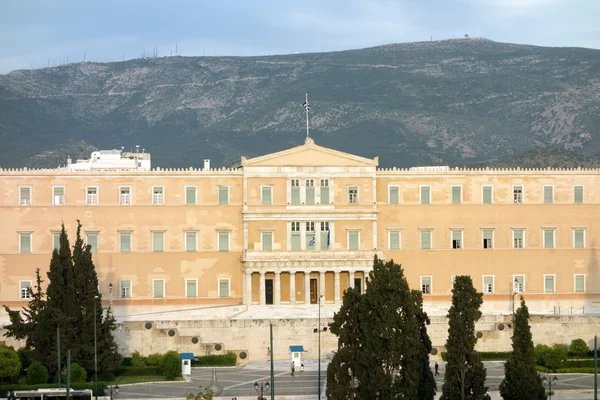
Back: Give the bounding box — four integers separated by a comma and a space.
327, 230, 330, 248
303, 98, 311, 113
309, 234, 316, 245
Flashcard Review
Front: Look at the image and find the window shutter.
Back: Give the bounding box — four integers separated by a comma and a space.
349, 232, 359, 250
120, 233, 130, 252
574, 230, 584, 248
291, 233, 301, 250
186, 232, 196, 251
53, 233, 61, 250
320, 186, 329, 204
20, 188, 30, 202
544, 276, 554, 293
262, 232, 272, 251
421, 187, 430, 204
389, 231, 400, 249
575, 276, 585, 292
544, 186, 553, 203
87, 234, 98, 252
153, 280, 164, 298
320, 231, 329, 250
219, 232, 229, 251
306, 186, 315, 204
20, 234, 31, 253
421, 231, 431, 249
153, 232, 164, 252
452, 230, 462, 241
515, 276, 524, 292
389, 187, 399, 204
219, 186, 229, 205
262, 187, 272, 204
544, 230, 554, 248
219, 280, 229, 297
422, 277, 431, 286
513, 230, 523, 241
483, 187, 492, 204
186, 187, 196, 205
483, 230, 493, 240
121, 280, 131, 298
451, 186, 461, 204
574, 186, 583, 204
186, 280, 196, 297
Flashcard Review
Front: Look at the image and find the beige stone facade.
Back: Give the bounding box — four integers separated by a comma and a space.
1, 138, 599, 320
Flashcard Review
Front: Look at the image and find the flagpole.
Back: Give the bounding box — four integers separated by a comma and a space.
305, 93, 309, 139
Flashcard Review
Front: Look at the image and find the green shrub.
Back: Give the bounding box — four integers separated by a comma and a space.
131, 351, 147, 367
0, 346, 21, 381
534, 344, 551, 366
479, 352, 511, 361
117, 366, 161, 376
146, 353, 163, 366
193, 354, 237, 366
546, 344, 568, 371
121, 357, 132, 366
562, 359, 595, 368
569, 339, 589, 359
26, 362, 48, 385
69, 363, 87, 383
160, 351, 181, 380
0, 382, 107, 397
17, 348, 34, 374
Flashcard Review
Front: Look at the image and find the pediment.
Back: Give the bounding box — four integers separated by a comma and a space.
241, 138, 378, 167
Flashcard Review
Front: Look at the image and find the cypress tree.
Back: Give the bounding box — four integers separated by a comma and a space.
499, 297, 546, 400
4, 269, 45, 348
413, 290, 436, 400
97, 306, 122, 376
441, 275, 490, 400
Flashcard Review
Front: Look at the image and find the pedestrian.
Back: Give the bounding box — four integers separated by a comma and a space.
300, 363, 304, 375
267, 346, 270, 362
434, 361, 439, 376
291, 360, 295, 376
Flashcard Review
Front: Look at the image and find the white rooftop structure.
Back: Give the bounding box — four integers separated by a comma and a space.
67, 148, 151, 171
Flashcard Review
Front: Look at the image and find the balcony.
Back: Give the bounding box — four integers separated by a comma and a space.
242, 249, 383, 269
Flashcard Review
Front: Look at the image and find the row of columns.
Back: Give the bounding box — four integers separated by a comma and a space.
244, 269, 367, 306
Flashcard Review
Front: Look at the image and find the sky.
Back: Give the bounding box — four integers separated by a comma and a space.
1, 0, 599, 74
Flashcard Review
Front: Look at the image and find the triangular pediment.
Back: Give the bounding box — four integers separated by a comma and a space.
241, 138, 378, 167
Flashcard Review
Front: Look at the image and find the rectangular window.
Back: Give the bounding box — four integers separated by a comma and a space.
185, 232, 197, 252
421, 276, 432, 294
218, 231, 230, 251
420, 186, 431, 204
291, 222, 301, 251
262, 231, 273, 251
86, 233, 98, 252
120, 280, 131, 298
451, 186, 462, 204
218, 186, 229, 205
153, 186, 164, 205
389, 231, 400, 250
574, 185, 584, 204
86, 187, 98, 205
20, 281, 32, 300
348, 231, 359, 250
53, 187, 65, 206
320, 222, 330, 251
185, 186, 197, 205
420, 230, 432, 250
544, 275, 555, 293
389, 186, 399, 204
513, 185, 523, 204
482, 186, 493, 204
306, 222, 315, 251
574, 275, 585, 293
261, 186, 272, 205
186, 279, 197, 298
483, 276, 494, 293
543, 229, 555, 249
218, 279, 230, 297
291, 179, 300, 205
153, 279, 165, 298
305, 179, 315, 205
120, 186, 131, 205
20, 187, 31, 206
348, 187, 358, 204
451, 230, 463, 249
53, 232, 61, 250
573, 229, 585, 249
482, 229, 493, 249
514, 275, 525, 293
513, 229, 524, 249
543, 185, 554, 204
19, 233, 32, 254
320, 179, 330, 204
152, 232, 164, 252
120, 232, 131, 252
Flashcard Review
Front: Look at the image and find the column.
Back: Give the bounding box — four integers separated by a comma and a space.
290, 272, 296, 304
245, 271, 252, 305
319, 271, 325, 300
274, 272, 281, 305
349, 271, 355, 290
259, 271, 266, 305
304, 271, 311, 304
334, 271, 341, 305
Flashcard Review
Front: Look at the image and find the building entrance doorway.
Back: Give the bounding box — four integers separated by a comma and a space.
310, 279, 318, 304
354, 278, 362, 293
265, 279, 273, 305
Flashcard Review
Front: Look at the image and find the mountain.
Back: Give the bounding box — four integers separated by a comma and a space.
1, 38, 600, 169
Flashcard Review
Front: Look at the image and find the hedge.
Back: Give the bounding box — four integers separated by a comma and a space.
562, 360, 596, 369
117, 366, 161, 376
192, 354, 237, 367
441, 352, 511, 362
0, 382, 107, 397
536, 365, 595, 374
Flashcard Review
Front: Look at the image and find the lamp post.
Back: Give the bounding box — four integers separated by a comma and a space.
108, 282, 113, 306
542, 374, 558, 400
512, 278, 519, 315
94, 295, 98, 400
254, 381, 270, 400
312, 294, 325, 399
104, 384, 120, 399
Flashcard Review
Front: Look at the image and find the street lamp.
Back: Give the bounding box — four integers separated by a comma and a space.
512, 278, 519, 315
254, 381, 270, 400
104, 384, 120, 399
313, 294, 326, 399
542, 374, 558, 400
94, 295, 98, 400
108, 282, 113, 306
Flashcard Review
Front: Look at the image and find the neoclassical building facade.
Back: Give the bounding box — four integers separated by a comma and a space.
1, 138, 599, 318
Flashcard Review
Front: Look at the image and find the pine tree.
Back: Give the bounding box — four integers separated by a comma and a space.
499, 297, 546, 400
413, 290, 436, 400
441, 275, 490, 400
